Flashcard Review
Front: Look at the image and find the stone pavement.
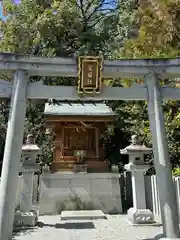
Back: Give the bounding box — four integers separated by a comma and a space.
12, 214, 162, 240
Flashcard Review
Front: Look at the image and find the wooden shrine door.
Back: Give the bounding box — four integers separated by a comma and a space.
64, 127, 96, 155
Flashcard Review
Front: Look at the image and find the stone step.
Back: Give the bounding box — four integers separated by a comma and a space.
52, 162, 74, 169
56, 169, 73, 172
61, 210, 106, 220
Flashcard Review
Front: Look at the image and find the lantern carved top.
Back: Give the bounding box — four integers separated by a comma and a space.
120, 135, 152, 155
22, 134, 40, 152
21, 134, 41, 167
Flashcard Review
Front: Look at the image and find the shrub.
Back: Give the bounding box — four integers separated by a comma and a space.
172, 168, 180, 177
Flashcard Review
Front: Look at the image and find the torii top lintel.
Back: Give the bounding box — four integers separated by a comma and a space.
0, 52, 180, 77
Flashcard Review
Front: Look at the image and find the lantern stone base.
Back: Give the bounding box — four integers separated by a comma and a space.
14, 211, 38, 227
127, 207, 155, 225
154, 234, 180, 240
157, 238, 180, 240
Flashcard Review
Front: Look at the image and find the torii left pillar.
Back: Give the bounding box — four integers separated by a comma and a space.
0, 70, 28, 240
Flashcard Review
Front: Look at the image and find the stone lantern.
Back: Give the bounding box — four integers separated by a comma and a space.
120, 135, 155, 225
14, 134, 41, 227
21, 134, 41, 167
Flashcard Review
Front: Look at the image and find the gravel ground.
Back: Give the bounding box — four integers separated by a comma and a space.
12, 214, 162, 240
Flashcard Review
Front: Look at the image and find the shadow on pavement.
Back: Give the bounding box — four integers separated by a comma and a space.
38, 221, 95, 229
11, 221, 95, 239
142, 239, 153, 240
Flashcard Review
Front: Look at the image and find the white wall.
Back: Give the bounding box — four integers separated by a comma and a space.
39, 173, 122, 215
8, 173, 180, 222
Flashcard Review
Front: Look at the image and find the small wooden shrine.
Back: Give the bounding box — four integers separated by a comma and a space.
44, 56, 115, 172
44, 102, 114, 172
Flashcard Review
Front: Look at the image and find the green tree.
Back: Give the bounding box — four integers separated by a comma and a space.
114, 0, 180, 168
120, 0, 180, 58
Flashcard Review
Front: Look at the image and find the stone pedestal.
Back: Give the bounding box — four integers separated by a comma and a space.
127, 208, 154, 224
125, 163, 154, 224
20, 169, 34, 212
120, 135, 155, 225
14, 211, 37, 227
159, 239, 180, 240
154, 234, 180, 240
15, 168, 40, 227
14, 135, 41, 228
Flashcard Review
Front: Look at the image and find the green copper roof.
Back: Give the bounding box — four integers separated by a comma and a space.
44, 102, 114, 116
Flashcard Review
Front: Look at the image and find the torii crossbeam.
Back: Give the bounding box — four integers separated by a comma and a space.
0, 53, 179, 240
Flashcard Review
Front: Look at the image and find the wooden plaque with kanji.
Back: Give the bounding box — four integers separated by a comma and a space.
78, 56, 103, 93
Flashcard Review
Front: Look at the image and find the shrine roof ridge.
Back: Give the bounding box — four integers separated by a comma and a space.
44, 102, 115, 116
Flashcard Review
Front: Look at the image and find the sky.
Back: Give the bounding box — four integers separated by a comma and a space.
104, 0, 117, 9
0, 0, 21, 21
0, 2, 7, 21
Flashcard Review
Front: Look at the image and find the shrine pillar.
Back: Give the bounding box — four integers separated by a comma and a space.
95, 128, 99, 159
145, 73, 180, 239
0, 70, 28, 240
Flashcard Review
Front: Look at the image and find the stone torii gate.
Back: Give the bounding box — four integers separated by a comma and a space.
0, 53, 180, 240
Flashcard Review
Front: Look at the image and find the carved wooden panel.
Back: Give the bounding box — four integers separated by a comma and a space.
64, 127, 95, 150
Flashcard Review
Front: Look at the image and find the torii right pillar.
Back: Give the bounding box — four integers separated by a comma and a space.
145, 73, 180, 240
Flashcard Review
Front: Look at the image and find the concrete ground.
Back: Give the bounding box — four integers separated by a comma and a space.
12, 214, 162, 240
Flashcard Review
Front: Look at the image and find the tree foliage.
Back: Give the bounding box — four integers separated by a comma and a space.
116, 0, 180, 167
120, 0, 180, 58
